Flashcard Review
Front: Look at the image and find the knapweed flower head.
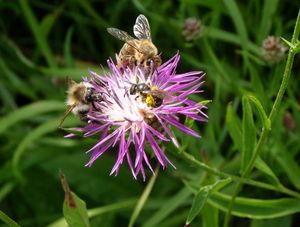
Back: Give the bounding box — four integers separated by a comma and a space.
67, 53, 207, 180
261, 36, 288, 64
182, 17, 204, 41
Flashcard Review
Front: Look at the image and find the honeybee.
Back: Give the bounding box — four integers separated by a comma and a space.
107, 14, 162, 72
129, 83, 170, 108
59, 77, 102, 127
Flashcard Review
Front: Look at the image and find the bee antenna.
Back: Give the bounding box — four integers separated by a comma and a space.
66, 76, 76, 87
58, 105, 75, 128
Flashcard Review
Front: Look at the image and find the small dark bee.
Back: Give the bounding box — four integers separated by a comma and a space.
129, 83, 151, 95
129, 83, 168, 108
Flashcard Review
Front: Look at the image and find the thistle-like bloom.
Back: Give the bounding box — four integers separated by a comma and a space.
68, 53, 207, 180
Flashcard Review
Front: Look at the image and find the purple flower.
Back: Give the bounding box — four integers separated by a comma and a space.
68, 53, 207, 180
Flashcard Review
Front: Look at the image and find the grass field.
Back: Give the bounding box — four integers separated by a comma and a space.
1, 1, 300, 226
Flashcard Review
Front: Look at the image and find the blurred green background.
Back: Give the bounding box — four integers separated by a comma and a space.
1, 0, 300, 226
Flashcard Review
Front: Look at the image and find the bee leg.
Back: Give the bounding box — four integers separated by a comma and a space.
78, 108, 89, 122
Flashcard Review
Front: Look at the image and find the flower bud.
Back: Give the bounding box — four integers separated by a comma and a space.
182, 17, 204, 41
283, 111, 296, 133
261, 36, 288, 64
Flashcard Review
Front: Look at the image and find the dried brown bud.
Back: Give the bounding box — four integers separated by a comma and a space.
283, 111, 296, 133
182, 17, 204, 41
261, 36, 288, 64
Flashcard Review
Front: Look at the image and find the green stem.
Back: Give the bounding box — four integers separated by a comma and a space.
223, 9, 300, 227
128, 165, 159, 227
181, 151, 300, 198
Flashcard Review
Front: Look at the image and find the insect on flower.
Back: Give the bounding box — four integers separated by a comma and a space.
129, 82, 171, 108
107, 14, 162, 72
59, 77, 103, 127
65, 53, 207, 180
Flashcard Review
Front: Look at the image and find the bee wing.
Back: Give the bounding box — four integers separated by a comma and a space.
107, 27, 135, 43
133, 14, 152, 40
145, 90, 169, 98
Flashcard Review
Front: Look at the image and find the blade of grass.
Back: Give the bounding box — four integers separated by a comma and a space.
206, 27, 261, 56
0, 182, 15, 203
143, 187, 192, 227
128, 166, 159, 227
18, 0, 57, 68
0, 101, 65, 134
255, 157, 283, 187
12, 118, 61, 181
202, 204, 219, 227
64, 26, 75, 67
0, 210, 20, 227
257, 0, 279, 42
0, 56, 37, 100
223, 0, 249, 64
226, 103, 242, 152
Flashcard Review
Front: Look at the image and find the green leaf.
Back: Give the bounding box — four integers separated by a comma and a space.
0, 182, 15, 203
208, 192, 300, 219
257, 0, 279, 42
248, 66, 268, 107
247, 95, 271, 130
12, 118, 61, 181
60, 173, 90, 227
202, 203, 219, 227
40, 14, 57, 37
255, 157, 282, 187
48, 199, 137, 227
223, 0, 249, 63
280, 37, 293, 49
274, 147, 300, 190
0, 101, 65, 134
0, 56, 37, 99
76, 0, 108, 27
18, 0, 56, 68
186, 178, 231, 225
0, 36, 35, 68
40, 5, 64, 37
199, 100, 212, 105
251, 216, 292, 227
0, 210, 20, 227
39, 66, 101, 81
143, 187, 192, 227
186, 186, 210, 225
206, 27, 261, 56
241, 95, 256, 174
226, 103, 242, 151
64, 26, 75, 67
